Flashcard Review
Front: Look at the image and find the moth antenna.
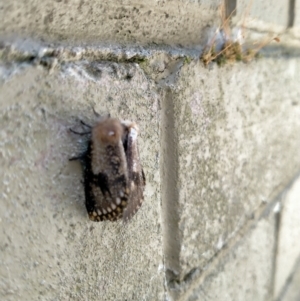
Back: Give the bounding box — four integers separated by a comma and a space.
91, 106, 101, 118
91, 105, 111, 120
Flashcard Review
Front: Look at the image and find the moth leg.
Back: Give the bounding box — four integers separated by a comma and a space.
69, 128, 91, 136
69, 154, 85, 161
80, 120, 92, 128
142, 169, 146, 186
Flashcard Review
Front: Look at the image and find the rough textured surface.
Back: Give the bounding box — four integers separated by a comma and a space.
0, 0, 221, 46
275, 177, 300, 298
278, 257, 300, 301
164, 58, 300, 281
234, 0, 289, 31
293, 0, 300, 37
0, 62, 163, 301
184, 207, 276, 301
1, 0, 300, 300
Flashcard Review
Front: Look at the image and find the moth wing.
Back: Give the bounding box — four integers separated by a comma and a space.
122, 124, 145, 222
84, 139, 129, 222
87, 173, 129, 222
122, 169, 145, 222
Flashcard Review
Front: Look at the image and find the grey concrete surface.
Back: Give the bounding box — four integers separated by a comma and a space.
277, 257, 300, 301
0, 0, 221, 46
275, 177, 300, 298
1, 0, 300, 300
234, 0, 289, 31
163, 57, 300, 283
184, 204, 276, 301
0, 62, 163, 301
294, 0, 300, 33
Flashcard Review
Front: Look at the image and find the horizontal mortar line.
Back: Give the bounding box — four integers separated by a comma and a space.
0, 42, 198, 63
1, 33, 300, 65
176, 170, 300, 301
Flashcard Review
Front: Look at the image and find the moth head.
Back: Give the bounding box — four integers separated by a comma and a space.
93, 118, 123, 144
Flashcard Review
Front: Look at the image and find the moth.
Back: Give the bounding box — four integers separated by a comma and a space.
70, 117, 145, 222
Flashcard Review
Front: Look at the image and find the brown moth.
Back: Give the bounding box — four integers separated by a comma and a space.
71, 117, 145, 222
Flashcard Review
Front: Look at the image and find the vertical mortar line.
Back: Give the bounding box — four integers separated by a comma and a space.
288, 0, 296, 27
270, 200, 282, 300
269, 172, 300, 300
224, 0, 237, 19
160, 87, 181, 289
275, 255, 300, 301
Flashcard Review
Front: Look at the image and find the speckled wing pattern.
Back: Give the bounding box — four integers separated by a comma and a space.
82, 117, 145, 222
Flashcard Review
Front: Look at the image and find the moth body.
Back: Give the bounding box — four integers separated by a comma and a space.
72, 117, 145, 222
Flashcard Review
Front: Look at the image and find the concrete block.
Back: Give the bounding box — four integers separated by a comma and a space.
163, 58, 300, 282
0, 0, 221, 46
0, 61, 163, 300
184, 210, 276, 301
275, 176, 300, 298
233, 0, 289, 32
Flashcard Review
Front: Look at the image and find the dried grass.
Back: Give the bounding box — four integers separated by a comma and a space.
200, 2, 280, 66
